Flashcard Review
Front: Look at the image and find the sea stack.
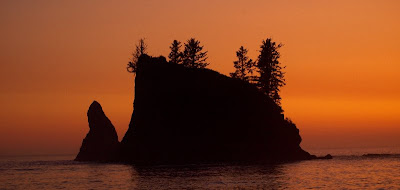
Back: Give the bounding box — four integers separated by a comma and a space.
76, 55, 315, 164
119, 55, 314, 164
75, 101, 120, 161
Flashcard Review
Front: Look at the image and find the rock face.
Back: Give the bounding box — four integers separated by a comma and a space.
76, 55, 316, 164
119, 55, 314, 164
75, 101, 120, 161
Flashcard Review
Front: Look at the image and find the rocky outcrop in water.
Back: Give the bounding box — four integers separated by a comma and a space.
76, 55, 316, 164
119, 55, 314, 164
75, 101, 120, 161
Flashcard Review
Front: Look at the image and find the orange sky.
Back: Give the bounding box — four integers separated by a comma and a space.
1, 0, 399, 155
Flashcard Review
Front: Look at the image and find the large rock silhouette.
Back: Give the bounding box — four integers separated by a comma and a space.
75, 101, 120, 161
76, 55, 315, 164
119, 55, 313, 164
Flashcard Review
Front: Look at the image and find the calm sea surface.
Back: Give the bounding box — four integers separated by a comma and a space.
1, 147, 399, 189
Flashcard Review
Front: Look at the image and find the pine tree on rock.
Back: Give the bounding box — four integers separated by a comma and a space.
168, 40, 183, 64
230, 46, 255, 82
182, 38, 209, 68
256, 38, 285, 105
127, 38, 148, 73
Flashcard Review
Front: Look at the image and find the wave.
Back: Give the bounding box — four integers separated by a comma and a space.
361, 153, 400, 158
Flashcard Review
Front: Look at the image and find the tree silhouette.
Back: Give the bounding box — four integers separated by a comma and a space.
230, 46, 255, 82
168, 40, 183, 64
182, 38, 209, 68
127, 38, 148, 73
256, 38, 285, 105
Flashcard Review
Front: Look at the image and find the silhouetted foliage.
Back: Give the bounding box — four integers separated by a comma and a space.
256, 38, 285, 105
182, 38, 209, 68
127, 38, 148, 73
230, 46, 256, 82
168, 40, 183, 64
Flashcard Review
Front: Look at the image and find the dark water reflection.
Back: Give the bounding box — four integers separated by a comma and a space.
130, 163, 286, 189
1, 155, 400, 189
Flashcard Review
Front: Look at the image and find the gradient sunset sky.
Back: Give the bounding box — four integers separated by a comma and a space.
1, 0, 399, 155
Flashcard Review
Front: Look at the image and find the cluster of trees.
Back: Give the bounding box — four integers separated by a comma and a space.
169, 39, 209, 68
230, 39, 285, 105
127, 37, 285, 105
127, 38, 209, 73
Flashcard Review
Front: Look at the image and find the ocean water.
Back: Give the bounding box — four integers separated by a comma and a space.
1, 148, 399, 189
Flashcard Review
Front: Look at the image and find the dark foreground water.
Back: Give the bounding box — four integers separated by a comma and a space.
1, 148, 400, 189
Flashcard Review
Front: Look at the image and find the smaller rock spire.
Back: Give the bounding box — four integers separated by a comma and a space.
75, 101, 120, 161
